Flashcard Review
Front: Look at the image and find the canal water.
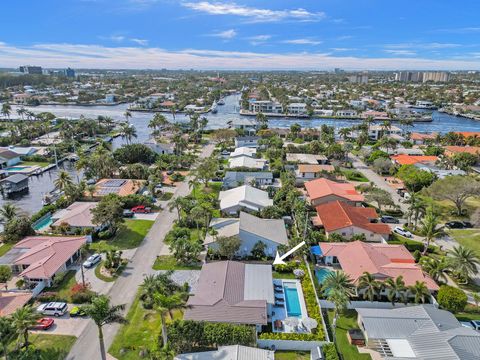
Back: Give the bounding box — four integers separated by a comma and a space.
2, 94, 480, 215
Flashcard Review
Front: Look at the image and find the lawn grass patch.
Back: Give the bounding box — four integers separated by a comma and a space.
22, 161, 51, 168
0, 242, 13, 257
272, 271, 297, 279
94, 261, 117, 282
455, 305, 480, 322
327, 310, 371, 360
109, 293, 182, 360
341, 169, 369, 182
275, 351, 310, 360
157, 192, 173, 201
90, 219, 154, 252
44, 270, 77, 302
448, 229, 480, 256
152, 255, 202, 270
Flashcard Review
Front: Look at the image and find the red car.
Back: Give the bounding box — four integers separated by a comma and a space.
131, 205, 151, 213
31, 318, 54, 330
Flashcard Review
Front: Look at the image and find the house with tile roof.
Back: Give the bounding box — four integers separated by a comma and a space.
184, 261, 274, 328
409, 132, 438, 145
204, 212, 288, 257
0, 236, 87, 287
219, 185, 273, 215
305, 178, 364, 207
51, 201, 106, 233
391, 154, 438, 166
313, 201, 391, 242
357, 305, 480, 359
318, 241, 438, 292
444, 146, 480, 163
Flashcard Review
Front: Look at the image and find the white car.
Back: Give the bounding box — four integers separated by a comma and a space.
393, 226, 413, 238
37, 302, 68, 317
83, 253, 102, 268
462, 320, 480, 331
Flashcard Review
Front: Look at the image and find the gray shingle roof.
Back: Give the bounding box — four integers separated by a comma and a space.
240, 212, 288, 245
2, 174, 28, 184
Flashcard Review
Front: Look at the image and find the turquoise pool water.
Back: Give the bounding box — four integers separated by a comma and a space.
283, 282, 302, 317
315, 268, 333, 284
33, 216, 53, 231
5, 166, 27, 171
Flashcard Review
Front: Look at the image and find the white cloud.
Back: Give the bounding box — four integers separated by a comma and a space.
384, 49, 417, 56
283, 38, 322, 45
434, 27, 480, 34
1, 42, 479, 70
248, 34, 272, 45
102, 35, 125, 42
209, 29, 237, 39
182, 1, 325, 22
131, 38, 149, 46
331, 48, 356, 52
386, 42, 461, 50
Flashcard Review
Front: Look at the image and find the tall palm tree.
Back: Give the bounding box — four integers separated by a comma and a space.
16, 107, 26, 121
123, 110, 132, 123
153, 293, 189, 348
120, 123, 137, 145
358, 272, 383, 302
327, 288, 349, 340
1, 103, 11, 121
0, 203, 18, 222
82, 295, 127, 360
405, 192, 426, 230
421, 205, 442, 255
409, 281, 430, 304
338, 127, 351, 141
11, 306, 41, 350
0, 316, 16, 360
448, 245, 480, 283
322, 270, 356, 297
54, 171, 74, 192
168, 197, 189, 222
384, 276, 406, 306
420, 256, 451, 283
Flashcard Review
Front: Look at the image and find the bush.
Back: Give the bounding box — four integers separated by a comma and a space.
437, 285, 468, 313
121, 194, 154, 209
30, 204, 57, 223
71, 289, 95, 304
274, 261, 297, 273
98, 229, 115, 240
37, 292, 67, 303
322, 343, 340, 360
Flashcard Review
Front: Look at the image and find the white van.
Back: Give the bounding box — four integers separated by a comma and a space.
37, 302, 68, 317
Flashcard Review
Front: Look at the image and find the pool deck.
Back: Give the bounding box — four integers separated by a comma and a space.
5, 165, 42, 175
271, 279, 310, 334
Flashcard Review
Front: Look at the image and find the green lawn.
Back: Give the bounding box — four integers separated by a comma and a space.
21, 160, 52, 168
5, 334, 76, 358
109, 293, 182, 360
455, 305, 480, 321
44, 270, 77, 301
327, 310, 371, 360
341, 169, 369, 182
448, 229, 480, 256
0, 242, 13, 257
275, 351, 310, 360
152, 255, 202, 270
94, 260, 117, 282
90, 219, 154, 252
272, 271, 297, 279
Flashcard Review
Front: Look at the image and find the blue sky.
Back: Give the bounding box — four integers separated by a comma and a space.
1, 0, 480, 70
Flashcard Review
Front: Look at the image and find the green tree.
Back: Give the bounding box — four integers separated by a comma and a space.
3, 217, 35, 243
11, 306, 41, 350
448, 245, 480, 283
0, 265, 12, 288
217, 235, 241, 260
437, 285, 468, 313
1, 103, 11, 120
0, 203, 18, 222
169, 236, 202, 264
384, 276, 406, 306
322, 270, 355, 297
0, 316, 16, 360
113, 143, 156, 164
364, 187, 395, 212
251, 241, 267, 260
358, 272, 383, 301
120, 123, 137, 145
81, 295, 127, 360
255, 112, 268, 129
420, 205, 442, 255
54, 171, 74, 192
153, 293, 190, 349
193, 157, 217, 187
419, 256, 450, 283
397, 164, 435, 192
91, 194, 124, 233
408, 281, 430, 304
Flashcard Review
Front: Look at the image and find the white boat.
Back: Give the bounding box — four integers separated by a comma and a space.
217, 98, 225, 105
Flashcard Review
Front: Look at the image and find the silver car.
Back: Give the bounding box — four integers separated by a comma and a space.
83, 253, 102, 268
37, 302, 68, 317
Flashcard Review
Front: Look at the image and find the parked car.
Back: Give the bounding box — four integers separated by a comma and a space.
445, 221, 472, 229
461, 320, 480, 331
37, 302, 68, 317
393, 226, 413, 238
69, 306, 87, 317
30, 318, 54, 330
381, 216, 399, 224
131, 205, 151, 213
123, 209, 134, 218
83, 253, 102, 268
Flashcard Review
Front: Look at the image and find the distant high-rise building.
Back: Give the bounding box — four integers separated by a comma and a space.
64, 68, 75, 78
19, 65, 43, 75
348, 73, 369, 84
423, 71, 449, 82
334, 68, 344, 74
395, 71, 449, 83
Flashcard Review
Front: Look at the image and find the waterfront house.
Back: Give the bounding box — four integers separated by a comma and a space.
318, 241, 438, 292
234, 136, 260, 148
184, 261, 274, 328
204, 212, 288, 257
175, 346, 274, 360
357, 305, 480, 359
92, 178, 143, 198
410, 132, 438, 145
0, 236, 87, 288
313, 201, 390, 242
51, 202, 105, 233
368, 124, 403, 141
444, 146, 480, 163
0, 149, 21, 168
287, 103, 307, 115
219, 185, 273, 214
248, 100, 283, 114
1, 174, 29, 195
305, 178, 364, 207
144, 138, 175, 155
0, 146, 38, 158
229, 118, 257, 134
222, 171, 273, 189
336, 109, 357, 117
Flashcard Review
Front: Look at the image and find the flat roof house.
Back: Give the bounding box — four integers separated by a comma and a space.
357, 305, 480, 359
228, 156, 267, 170
319, 241, 438, 291
0, 236, 87, 287
313, 201, 391, 242
235, 136, 260, 148
204, 212, 288, 257
175, 345, 274, 360
184, 261, 274, 328
305, 178, 364, 207
219, 185, 273, 215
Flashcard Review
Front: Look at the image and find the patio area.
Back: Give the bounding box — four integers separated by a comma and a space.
271, 279, 312, 334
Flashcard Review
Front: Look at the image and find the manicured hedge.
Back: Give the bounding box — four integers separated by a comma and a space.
322, 343, 340, 360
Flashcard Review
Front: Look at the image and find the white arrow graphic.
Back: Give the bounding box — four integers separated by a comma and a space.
273, 241, 306, 265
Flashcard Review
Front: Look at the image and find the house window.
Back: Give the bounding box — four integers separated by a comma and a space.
341, 232, 346, 236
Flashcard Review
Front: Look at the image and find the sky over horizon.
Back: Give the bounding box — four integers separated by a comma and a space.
1, 0, 480, 70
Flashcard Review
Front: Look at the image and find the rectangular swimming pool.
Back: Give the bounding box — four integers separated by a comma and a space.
283, 282, 302, 317
315, 268, 333, 284
33, 216, 53, 231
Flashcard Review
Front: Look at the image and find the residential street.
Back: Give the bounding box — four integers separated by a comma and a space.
67, 143, 215, 360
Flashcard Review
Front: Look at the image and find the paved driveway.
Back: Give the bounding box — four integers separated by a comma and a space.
31, 315, 90, 337
133, 212, 159, 221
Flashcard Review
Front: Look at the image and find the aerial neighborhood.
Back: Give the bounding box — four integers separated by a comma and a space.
1, 12, 480, 359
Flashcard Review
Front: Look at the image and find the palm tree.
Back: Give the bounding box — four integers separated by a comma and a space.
384, 276, 406, 306
16, 107, 26, 121
421, 205, 442, 255
405, 192, 426, 230
448, 245, 480, 283
0, 203, 18, 222
338, 127, 351, 141
1, 103, 11, 121
322, 270, 355, 297
472, 292, 480, 309
327, 288, 349, 340
409, 281, 430, 304
153, 293, 189, 348
168, 197, 189, 222
82, 295, 127, 360
54, 171, 74, 192
11, 306, 41, 350
420, 256, 451, 283
358, 272, 383, 302
255, 112, 268, 129
0, 316, 16, 360
123, 110, 132, 123
120, 123, 137, 145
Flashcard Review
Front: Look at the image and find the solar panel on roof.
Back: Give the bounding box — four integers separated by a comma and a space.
97, 187, 121, 195
103, 179, 126, 187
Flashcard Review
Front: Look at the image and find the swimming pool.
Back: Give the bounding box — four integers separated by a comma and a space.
33, 216, 53, 231
5, 166, 27, 171
315, 268, 333, 284
283, 282, 302, 317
